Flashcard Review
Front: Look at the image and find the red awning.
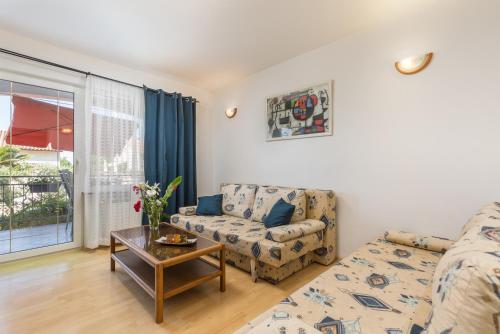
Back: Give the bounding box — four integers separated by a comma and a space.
7, 95, 74, 152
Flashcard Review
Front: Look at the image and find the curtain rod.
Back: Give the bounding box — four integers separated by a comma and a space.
0, 47, 199, 103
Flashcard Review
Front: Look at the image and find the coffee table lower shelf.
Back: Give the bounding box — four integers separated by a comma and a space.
112, 249, 222, 299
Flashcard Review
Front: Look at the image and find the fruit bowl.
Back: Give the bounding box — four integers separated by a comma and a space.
155, 234, 197, 246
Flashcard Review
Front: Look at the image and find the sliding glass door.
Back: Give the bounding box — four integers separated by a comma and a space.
0, 79, 75, 255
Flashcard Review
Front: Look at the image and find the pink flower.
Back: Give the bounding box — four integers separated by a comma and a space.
133, 200, 141, 212
132, 185, 140, 194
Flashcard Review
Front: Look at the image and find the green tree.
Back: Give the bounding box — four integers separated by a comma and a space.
0, 146, 28, 168
60, 156, 73, 171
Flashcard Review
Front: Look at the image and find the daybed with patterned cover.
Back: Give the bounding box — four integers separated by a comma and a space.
170, 183, 336, 284
236, 202, 500, 334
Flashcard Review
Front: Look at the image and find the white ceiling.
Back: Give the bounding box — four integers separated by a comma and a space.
0, 0, 431, 91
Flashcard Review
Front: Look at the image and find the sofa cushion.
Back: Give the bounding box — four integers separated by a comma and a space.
426, 204, 500, 334
237, 237, 441, 334
384, 230, 454, 253
196, 194, 223, 216
220, 183, 258, 219
263, 198, 295, 228
265, 219, 325, 242
178, 206, 196, 216
256, 233, 323, 267
251, 186, 306, 223
170, 213, 324, 267
460, 202, 500, 237
171, 214, 267, 255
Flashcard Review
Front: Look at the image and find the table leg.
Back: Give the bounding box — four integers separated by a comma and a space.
155, 264, 164, 324
110, 235, 115, 272
219, 246, 226, 292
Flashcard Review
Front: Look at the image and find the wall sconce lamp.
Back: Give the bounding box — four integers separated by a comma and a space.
225, 107, 237, 119
395, 52, 433, 75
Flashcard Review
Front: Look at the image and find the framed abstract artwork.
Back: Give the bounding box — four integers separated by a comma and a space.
266, 81, 333, 141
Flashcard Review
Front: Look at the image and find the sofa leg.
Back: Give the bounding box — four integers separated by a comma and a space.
250, 258, 258, 283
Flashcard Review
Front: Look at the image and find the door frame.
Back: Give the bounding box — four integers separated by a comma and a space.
0, 65, 84, 263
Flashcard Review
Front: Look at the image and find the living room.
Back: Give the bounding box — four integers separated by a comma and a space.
0, 0, 498, 333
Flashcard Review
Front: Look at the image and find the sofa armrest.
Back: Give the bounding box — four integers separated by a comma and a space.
304, 189, 336, 265
265, 219, 326, 242
178, 206, 197, 216
384, 230, 455, 253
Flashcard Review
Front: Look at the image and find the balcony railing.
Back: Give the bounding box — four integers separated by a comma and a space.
0, 175, 72, 254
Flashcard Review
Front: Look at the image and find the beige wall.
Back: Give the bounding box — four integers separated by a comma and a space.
209, 0, 500, 256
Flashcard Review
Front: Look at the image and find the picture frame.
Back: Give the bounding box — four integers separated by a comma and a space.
266, 81, 333, 141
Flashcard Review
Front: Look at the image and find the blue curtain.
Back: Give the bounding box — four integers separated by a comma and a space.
143, 88, 197, 219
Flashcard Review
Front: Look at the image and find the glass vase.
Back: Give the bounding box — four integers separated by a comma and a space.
148, 211, 161, 234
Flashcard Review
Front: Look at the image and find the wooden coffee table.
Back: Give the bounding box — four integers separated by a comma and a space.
110, 223, 225, 323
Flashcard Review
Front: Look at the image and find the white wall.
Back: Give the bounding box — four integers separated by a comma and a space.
210, 1, 500, 256
20, 150, 58, 165
0, 28, 214, 195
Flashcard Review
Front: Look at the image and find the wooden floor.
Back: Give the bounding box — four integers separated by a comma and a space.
0, 248, 331, 334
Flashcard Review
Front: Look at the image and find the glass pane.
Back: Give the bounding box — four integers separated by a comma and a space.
0, 79, 74, 254
9, 82, 58, 251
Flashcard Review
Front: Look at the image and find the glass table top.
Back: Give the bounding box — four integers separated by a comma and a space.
112, 223, 220, 263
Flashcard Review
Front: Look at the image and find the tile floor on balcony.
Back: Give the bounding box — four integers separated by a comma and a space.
0, 223, 72, 254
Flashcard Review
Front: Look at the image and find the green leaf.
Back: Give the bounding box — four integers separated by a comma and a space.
162, 176, 182, 201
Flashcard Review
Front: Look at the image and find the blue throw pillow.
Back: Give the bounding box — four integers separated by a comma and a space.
196, 194, 223, 216
263, 198, 295, 228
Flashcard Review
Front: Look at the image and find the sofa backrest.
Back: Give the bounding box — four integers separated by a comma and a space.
220, 183, 258, 219
250, 186, 307, 223
460, 201, 500, 237
427, 202, 500, 333
219, 183, 336, 224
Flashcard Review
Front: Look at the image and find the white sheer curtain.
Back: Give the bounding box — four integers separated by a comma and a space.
84, 76, 144, 248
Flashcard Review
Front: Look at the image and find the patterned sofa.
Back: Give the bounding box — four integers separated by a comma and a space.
171, 183, 336, 283
236, 202, 500, 334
